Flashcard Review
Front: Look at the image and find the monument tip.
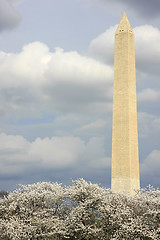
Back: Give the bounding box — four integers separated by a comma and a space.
116, 12, 133, 33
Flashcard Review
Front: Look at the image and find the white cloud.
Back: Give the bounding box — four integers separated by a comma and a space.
0, 133, 31, 175
29, 136, 85, 168
0, 133, 84, 174
1, 24, 159, 120
2, 130, 159, 188
0, 133, 109, 177
137, 88, 160, 102
46, 47, 113, 84
134, 25, 160, 75
0, 42, 113, 117
88, 25, 116, 64
0, 42, 51, 87
78, 119, 106, 131
89, 24, 160, 76
0, 22, 160, 190
140, 150, 160, 186
0, 42, 112, 88
0, 133, 29, 150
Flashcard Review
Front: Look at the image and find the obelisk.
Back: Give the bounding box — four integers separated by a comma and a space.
111, 12, 140, 194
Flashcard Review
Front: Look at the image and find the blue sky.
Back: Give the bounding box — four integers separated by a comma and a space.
0, 0, 160, 191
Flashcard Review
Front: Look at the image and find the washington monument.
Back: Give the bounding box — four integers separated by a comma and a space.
111, 13, 140, 194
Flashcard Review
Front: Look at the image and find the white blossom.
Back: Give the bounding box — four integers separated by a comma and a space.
0, 179, 159, 239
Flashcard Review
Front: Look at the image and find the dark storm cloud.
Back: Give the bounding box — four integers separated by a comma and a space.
0, 0, 21, 32
98, 0, 160, 18
115, 0, 160, 18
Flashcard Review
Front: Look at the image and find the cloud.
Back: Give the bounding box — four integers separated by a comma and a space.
0, 133, 31, 176
140, 150, 160, 188
90, 0, 160, 19
0, 23, 160, 191
120, 0, 160, 19
89, 24, 160, 77
1, 24, 159, 120
134, 25, 160, 75
0, 42, 113, 117
0, 133, 82, 175
0, 0, 22, 32
78, 119, 107, 131
0, 42, 51, 87
153, 118, 160, 132
138, 89, 160, 102
1, 130, 159, 190
46, 47, 112, 84
88, 25, 116, 65
0, 133, 109, 182
76, 119, 108, 138
29, 136, 85, 168
138, 112, 155, 139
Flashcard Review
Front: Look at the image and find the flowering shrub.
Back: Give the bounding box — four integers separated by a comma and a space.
0, 179, 159, 239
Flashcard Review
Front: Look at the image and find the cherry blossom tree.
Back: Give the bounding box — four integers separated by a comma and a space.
0, 191, 8, 199
0, 179, 159, 239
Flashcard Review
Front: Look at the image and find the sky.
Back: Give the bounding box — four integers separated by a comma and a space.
0, 0, 160, 191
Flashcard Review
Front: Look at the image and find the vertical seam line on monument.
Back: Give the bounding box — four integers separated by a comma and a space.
128, 30, 132, 186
